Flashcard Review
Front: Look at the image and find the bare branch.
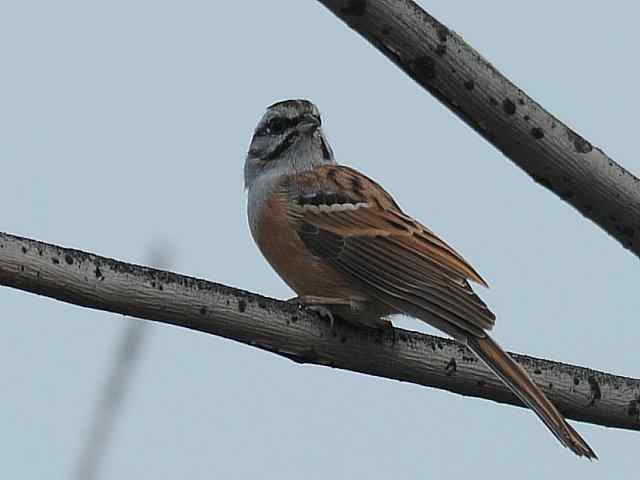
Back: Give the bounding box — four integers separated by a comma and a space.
1, 231, 638, 431
316, 0, 640, 257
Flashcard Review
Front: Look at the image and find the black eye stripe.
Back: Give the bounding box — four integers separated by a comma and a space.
259, 117, 292, 136
255, 113, 320, 137
267, 117, 292, 134
255, 118, 293, 137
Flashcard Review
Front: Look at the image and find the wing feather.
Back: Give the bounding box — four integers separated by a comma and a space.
286, 165, 495, 335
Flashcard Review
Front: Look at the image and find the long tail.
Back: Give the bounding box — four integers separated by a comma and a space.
467, 334, 597, 459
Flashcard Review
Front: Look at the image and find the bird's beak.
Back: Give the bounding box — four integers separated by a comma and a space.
297, 114, 320, 134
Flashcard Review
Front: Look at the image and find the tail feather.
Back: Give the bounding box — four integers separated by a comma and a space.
467, 334, 597, 460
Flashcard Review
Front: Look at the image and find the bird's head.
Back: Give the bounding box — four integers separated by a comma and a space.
244, 99, 335, 190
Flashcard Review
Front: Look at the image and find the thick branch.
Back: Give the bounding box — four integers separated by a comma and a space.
317, 0, 640, 257
1, 231, 639, 430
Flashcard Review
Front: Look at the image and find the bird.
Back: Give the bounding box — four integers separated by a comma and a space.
244, 98, 597, 459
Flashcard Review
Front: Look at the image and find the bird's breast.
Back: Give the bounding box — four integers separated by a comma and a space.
248, 182, 358, 299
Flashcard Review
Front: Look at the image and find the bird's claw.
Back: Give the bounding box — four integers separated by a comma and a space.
305, 305, 335, 330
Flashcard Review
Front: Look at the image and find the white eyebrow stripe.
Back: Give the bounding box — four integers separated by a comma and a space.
302, 202, 370, 212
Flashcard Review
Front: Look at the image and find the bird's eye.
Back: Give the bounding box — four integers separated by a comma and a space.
267, 118, 288, 135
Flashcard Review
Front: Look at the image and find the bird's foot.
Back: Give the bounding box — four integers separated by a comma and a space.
287, 295, 353, 330
305, 305, 335, 329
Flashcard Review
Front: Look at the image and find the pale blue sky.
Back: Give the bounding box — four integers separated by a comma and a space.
1, 1, 638, 478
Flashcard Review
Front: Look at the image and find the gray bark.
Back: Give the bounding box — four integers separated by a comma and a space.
1, 231, 638, 431
317, 0, 640, 257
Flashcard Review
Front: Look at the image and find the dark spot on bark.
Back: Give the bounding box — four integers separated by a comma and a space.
587, 375, 602, 406
464, 79, 474, 90
199, 306, 207, 315
238, 299, 247, 313
326, 168, 338, 180
518, 98, 525, 105
158, 284, 163, 291
410, 56, 436, 80
51, 257, 60, 265
502, 98, 516, 115
94, 265, 103, 279
548, 383, 554, 389
489, 97, 498, 106
531, 127, 544, 139
435, 44, 446, 56
436, 25, 449, 42
524, 115, 530, 121
37, 248, 43, 256
340, 335, 347, 343
566, 128, 592, 154
340, 0, 366, 16
290, 315, 298, 323
21, 246, 27, 254
257, 299, 267, 309
436, 341, 444, 350
445, 358, 457, 376
477, 380, 486, 388
534, 368, 542, 375
573, 377, 580, 386
64, 254, 73, 265
20, 265, 24, 272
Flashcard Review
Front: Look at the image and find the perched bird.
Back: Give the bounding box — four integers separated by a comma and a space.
244, 99, 596, 459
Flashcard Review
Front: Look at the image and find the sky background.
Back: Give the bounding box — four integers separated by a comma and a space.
1, 1, 638, 478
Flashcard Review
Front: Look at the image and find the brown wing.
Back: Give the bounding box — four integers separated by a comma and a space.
284, 165, 495, 338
